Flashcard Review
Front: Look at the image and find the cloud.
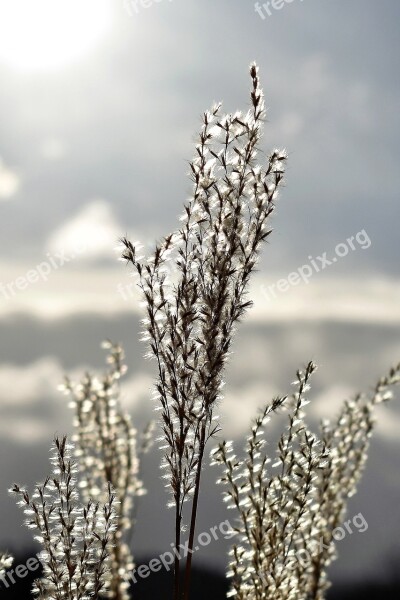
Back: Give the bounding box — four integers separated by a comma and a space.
0, 357, 69, 443
0, 358, 154, 444
221, 382, 277, 438
0, 416, 51, 444
222, 381, 400, 444
46, 199, 122, 262
121, 373, 153, 413
0, 158, 20, 199
40, 138, 67, 161
0, 261, 399, 323
312, 386, 400, 444
372, 404, 400, 443
251, 276, 400, 324
312, 385, 355, 421
0, 357, 64, 406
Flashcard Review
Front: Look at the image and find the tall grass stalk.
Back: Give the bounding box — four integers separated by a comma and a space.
121, 63, 287, 600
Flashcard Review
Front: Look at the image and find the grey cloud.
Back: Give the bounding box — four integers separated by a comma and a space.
0, 1, 399, 273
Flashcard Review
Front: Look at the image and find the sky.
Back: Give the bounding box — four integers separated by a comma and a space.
0, 0, 399, 586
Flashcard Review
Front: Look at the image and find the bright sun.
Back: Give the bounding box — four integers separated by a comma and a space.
0, 0, 112, 71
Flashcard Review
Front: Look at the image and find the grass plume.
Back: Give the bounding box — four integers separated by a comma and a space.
211, 362, 400, 600
10, 436, 118, 600
120, 62, 286, 600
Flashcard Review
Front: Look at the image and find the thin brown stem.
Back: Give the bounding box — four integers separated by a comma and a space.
173, 496, 182, 600
182, 422, 207, 600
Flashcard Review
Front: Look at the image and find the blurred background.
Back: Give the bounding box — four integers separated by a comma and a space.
0, 0, 399, 596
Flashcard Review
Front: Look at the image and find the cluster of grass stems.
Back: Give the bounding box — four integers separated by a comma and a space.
2, 64, 399, 600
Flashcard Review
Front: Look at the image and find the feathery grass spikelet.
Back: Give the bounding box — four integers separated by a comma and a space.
120, 62, 287, 599
212, 362, 400, 600
60, 342, 153, 600
0, 553, 13, 580
10, 436, 118, 600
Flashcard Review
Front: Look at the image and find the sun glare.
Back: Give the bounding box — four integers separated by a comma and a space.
0, 0, 112, 71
